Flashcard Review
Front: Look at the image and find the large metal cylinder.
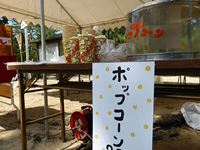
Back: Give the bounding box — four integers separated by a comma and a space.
127, 0, 200, 60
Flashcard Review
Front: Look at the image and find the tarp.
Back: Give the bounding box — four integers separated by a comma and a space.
0, 0, 150, 29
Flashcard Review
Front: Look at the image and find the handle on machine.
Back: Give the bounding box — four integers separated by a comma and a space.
81, 105, 92, 111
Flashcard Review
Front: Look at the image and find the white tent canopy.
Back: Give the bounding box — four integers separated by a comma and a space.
0, 0, 150, 29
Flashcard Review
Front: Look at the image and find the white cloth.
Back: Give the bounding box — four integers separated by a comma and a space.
181, 102, 200, 130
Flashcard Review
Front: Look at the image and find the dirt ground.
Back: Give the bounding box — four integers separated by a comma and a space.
0, 76, 200, 150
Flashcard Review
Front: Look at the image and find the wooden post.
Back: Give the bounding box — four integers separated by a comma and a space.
59, 74, 66, 142
18, 73, 27, 150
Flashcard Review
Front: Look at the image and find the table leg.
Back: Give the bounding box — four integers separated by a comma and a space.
59, 74, 66, 142
43, 73, 49, 138
19, 73, 27, 150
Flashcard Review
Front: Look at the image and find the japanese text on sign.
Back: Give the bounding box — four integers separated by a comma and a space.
93, 62, 155, 150
127, 20, 164, 40
0, 37, 11, 45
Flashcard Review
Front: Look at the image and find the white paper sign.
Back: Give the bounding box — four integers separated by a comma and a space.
0, 37, 11, 45
93, 62, 155, 150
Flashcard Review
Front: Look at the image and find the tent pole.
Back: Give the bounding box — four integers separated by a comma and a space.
25, 28, 29, 62
79, 26, 82, 34
40, 0, 49, 139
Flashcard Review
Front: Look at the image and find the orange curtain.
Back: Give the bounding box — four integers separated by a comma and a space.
0, 25, 12, 56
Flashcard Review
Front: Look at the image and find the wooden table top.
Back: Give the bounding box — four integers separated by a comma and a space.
6, 62, 92, 74
6, 59, 200, 76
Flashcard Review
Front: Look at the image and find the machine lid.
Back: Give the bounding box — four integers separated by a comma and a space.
129, 0, 200, 14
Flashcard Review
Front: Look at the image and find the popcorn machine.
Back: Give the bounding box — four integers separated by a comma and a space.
127, 0, 200, 60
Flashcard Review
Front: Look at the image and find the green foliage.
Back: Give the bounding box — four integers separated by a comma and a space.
27, 22, 58, 41
12, 37, 23, 61
101, 26, 126, 46
11, 19, 58, 62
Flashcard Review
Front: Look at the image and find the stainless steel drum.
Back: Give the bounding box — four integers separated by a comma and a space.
127, 0, 200, 60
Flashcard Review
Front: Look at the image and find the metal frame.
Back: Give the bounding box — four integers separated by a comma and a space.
18, 72, 66, 150
7, 60, 200, 150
